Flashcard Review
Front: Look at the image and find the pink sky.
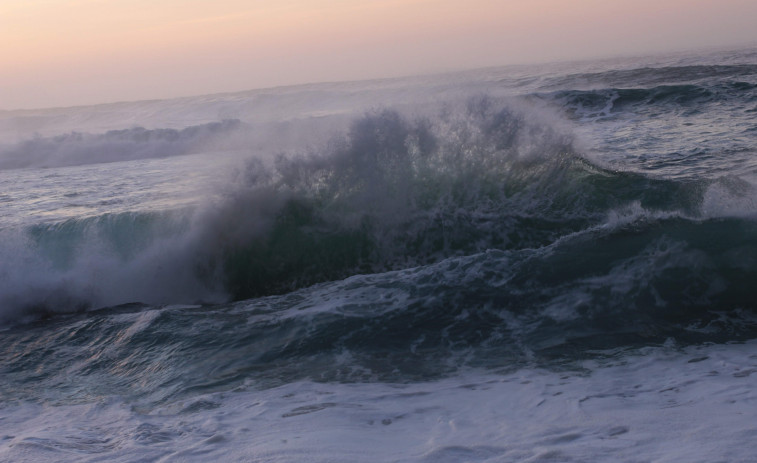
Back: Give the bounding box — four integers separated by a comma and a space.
2, 0, 757, 110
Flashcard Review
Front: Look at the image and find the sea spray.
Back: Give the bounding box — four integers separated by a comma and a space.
3, 49, 757, 462
4, 95, 756, 324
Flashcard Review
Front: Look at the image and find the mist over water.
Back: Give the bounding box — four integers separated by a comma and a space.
2, 47, 757, 462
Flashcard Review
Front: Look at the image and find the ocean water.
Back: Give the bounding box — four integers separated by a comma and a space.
2, 47, 757, 462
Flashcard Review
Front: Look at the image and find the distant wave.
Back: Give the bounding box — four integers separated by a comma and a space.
541, 64, 757, 89
0, 119, 243, 170
535, 81, 757, 121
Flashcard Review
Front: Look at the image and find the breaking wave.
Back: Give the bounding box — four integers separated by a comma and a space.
2, 97, 757, 333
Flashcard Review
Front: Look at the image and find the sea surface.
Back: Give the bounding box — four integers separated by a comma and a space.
2, 47, 757, 462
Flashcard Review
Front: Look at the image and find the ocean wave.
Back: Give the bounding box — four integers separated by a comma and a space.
0, 119, 243, 170
5, 211, 757, 400
541, 64, 757, 89
1, 97, 756, 326
538, 81, 757, 121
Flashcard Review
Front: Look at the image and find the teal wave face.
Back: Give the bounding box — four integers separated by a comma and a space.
5, 212, 757, 407
197, 101, 704, 300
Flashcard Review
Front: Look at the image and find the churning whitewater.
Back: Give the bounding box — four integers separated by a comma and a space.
2, 47, 757, 462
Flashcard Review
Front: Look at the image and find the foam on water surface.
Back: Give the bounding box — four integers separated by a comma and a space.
2, 341, 757, 462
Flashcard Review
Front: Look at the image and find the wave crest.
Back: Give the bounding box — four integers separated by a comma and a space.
1, 97, 753, 324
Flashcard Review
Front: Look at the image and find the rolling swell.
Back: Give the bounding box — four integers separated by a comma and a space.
531, 62, 757, 121
541, 81, 757, 120
542, 64, 757, 89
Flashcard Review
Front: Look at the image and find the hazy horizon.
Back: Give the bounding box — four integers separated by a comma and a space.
3, 0, 757, 111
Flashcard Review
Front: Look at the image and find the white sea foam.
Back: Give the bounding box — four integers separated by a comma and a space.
2, 341, 757, 462
701, 175, 757, 218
